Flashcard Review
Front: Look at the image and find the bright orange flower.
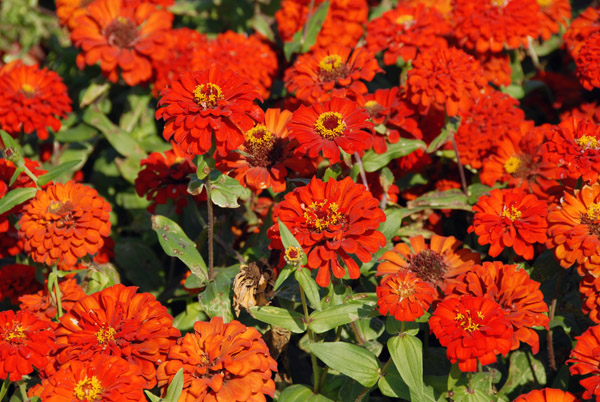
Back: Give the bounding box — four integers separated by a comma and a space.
564, 6, 600, 59
404, 0, 453, 17
562, 102, 600, 124
444, 262, 549, 353
284, 44, 380, 104
468, 188, 548, 260
542, 116, 600, 184
0, 60, 72, 140
452, 0, 540, 53
18, 181, 112, 267
157, 317, 277, 402
156, 65, 263, 156
537, 0, 571, 41
406, 47, 487, 117
0, 309, 56, 381
514, 388, 579, 402
430, 295, 513, 372
19, 277, 86, 321
476, 52, 513, 89
568, 325, 600, 401
268, 177, 386, 287
377, 270, 436, 322
377, 235, 480, 292
37, 354, 146, 402
546, 183, 600, 276
580, 274, 600, 324
70, 0, 172, 86
55, 284, 180, 388
288, 97, 373, 164
0, 264, 42, 305
576, 33, 600, 91
366, 3, 451, 65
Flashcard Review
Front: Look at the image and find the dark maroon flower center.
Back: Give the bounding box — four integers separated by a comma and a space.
405, 249, 448, 284
104, 17, 138, 48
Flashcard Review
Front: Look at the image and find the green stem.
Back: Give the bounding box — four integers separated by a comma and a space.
350, 321, 366, 346
205, 180, 214, 280
354, 152, 369, 192
547, 270, 564, 371
400, 321, 406, 335
354, 385, 372, 402
51, 264, 63, 318
299, 286, 319, 393
17, 381, 28, 402
449, 131, 468, 197
300, 0, 316, 47
0, 377, 10, 402
468, 372, 473, 393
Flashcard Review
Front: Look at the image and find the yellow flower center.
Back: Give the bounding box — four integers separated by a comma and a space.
537, 0, 552, 7
73, 376, 103, 401
21, 83, 36, 95
587, 203, 600, 222
4, 323, 25, 344
304, 200, 342, 232
193, 83, 224, 109
576, 135, 599, 150
503, 156, 522, 174
246, 125, 273, 147
502, 206, 522, 221
314, 112, 346, 140
395, 14, 415, 25
390, 279, 415, 299
284, 246, 303, 265
491, 0, 507, 7
318, 55, 343, 73
364, 100, 378, 109
454, 311, 483, 332
95, 326, 116, 345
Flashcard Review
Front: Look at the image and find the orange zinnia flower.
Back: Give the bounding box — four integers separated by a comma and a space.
157, 317, 277, 402
468, 188, 548, 260
444, 262, 549, 353
576, 33, 600, 91
19, 277, 86, 321
37, 354, 146, 402
452, 0, 540, 53
268, 177, 386, 287
477, 52, 512, 88
547, 183, 600, 276
430, 295, 513, 372
70, 0, 172, 86
564, 6, 600, 59
0, 309, 56, 381
0, 60, 72, 140
377, 235, 480, 293
377, 270, 436, 322
55, 284, 180, 388
406, 47, 487, 116
0, 264, 42, 305
537, 0, 571, 41
514, 388, 579, 402
288, 97, 373, 164
562, 102, 600, 124
366, 3, 451, 65
568, 325, 600, 401
18, 181, 112, 267
284, 44, 380, 104
580, 274, 600, 324
156, 65, 263, 156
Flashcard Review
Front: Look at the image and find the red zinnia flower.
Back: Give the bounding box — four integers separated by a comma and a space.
268, 177, 386, 287
70, 0, 172, 86
18, 181, 112, 267
430, 295, 513, 372
288, 97, 373, 164
0, 309, 56, 381
477, 52, 513, 88
37, 354, 146, 402
576, 33, 600, 91
284, 44, 380, 104
568, 325, 600, 401
55, 284, 180, 388
564, 6, 600, 59
537, 0, 571, 41
156, 65, 263, 156
0, 264, 42, 305
468, 188, 548, 260
19, 277, 86, 321
514, 388, 579, 402
406, 47, 487, 116
444, 262, 549, 353
377, 270, 436, 322
0, 60, 72, 140
562, 102, 600, 125
157, 317, 277, 402
580, 274, 600, 324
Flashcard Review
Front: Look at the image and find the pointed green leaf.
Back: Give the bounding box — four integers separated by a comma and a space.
250, 306, 307, 333
278, 220, 308, 265
378, 363, 411, 399
295, 267, 322, 310
37, 160, 82, 187
208, 171, 251, 208
388, 335, 424, 401
308, 342, 380, 387
83, 108, 146, 159
80, 81, 110, 108
309, 300, 376, 333
273, 265, 294, 292
0, 187, 37, 215
164, 368, 184, 402
278, 385, 334, 402
301, 1, 330, 52
362, 139, 426, 172
144, 391, 163, 402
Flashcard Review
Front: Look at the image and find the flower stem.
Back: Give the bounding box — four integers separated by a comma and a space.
547, 270, 563, 371
527, 36, 541, 70
354, 152, 369, 192
450, 131, 468, 196
0, 377, 10, 402
301, 0, 316, 47
299, 285, 319, 393
18, 381, 28, 402
205, 179, 214, 280
51, 264, 63, 318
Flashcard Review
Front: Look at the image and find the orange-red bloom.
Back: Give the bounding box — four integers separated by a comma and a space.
284, 44, 380, 104
377, 235, 480, 292
0, 309, 56, 381
564, 6, 600, 59
468, 188, 548, 260
537, 0, 571, 41
156, 65, 263, 156
18, 181, 112, 267
547, 183, 600, 276
377, 270, 436, 322
157, 317, 277, 402
444, 262, 549, 353
19, 277, 86, 321
70, 0, 172, 86
288, 97, 373, 164
37, 354, 146, 402
366, 3, 451, 65
0, 264, 42, 305
55, 284, 180, 388
568, 325, 600, 401
430, 295, 513, 372
581, 274, 600, 324
477, 52, 513, 88
268, 177, 386, 287
0, 60, 72, 140
406, 47, 487, 116
576, 33, 600, 91
514, 388, 579, 402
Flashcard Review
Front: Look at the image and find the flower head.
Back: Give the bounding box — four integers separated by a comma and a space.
0, 264, 42, 305
377, 270, 436, 322
568, 325, 600, 401
514, 388, 579, 402
564, 6, 600, 59
19, 277, 86, 321
576, 33, 600, 91
536, 0, 571, 40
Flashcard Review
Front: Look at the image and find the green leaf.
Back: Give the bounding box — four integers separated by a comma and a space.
120, 91, 152, 133
467, 183, 492, 205
80, 81, 110, 108
0, 130, 18, 150
0, 187, 37, 215
173, 302, 207, 332
114, 239, 164, 293
379, 208, 403, 240
362, 139, 426, 172
323, 166, 341, 181
54, 124, 97, 142
501, 84, 525, 99
301, 1, 329, 52
295, 268, 322, 310
208, 170, 251, 208
283, 30, 303, 61
144, 391, 163, 402
164, 368, 184, 402
533, 34, 562, 57
308, 342, 380, 387
151, 215, 209, 284
278, 220, 308, 265
388, 335, 424, 401
378, 363, 411, 400
309, 300, 376, 333
498, 351, 547, 396
278, 385, 334, 402
406, 189, 472, 211
251, 12, 275, 42
198, 277, 234, 322
37, 160, 81, 187
85, 264, 121, 294
448, 363, 462, 391
273, 265, 294, 292
452, 386, 492, 402
0, 377, 11, 402
426, 118, 458, 153
250, 306, 307, 333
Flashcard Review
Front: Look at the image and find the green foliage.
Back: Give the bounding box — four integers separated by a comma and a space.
308, 342, 380, 387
